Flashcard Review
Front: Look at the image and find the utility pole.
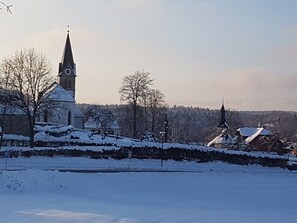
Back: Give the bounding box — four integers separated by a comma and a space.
164, 114, 169, 143
160, 131, 165, 167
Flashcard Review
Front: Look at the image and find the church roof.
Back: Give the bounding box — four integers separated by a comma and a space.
68, 101, 84, 117
207, 129, 235, 147
59, 32, 75, 72
48, 84, 75, 102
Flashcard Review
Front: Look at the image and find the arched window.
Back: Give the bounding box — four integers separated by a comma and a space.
68, 111, 72, 125
44, 110, 48, 123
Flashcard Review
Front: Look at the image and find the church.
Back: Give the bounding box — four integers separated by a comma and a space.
0, 31, 84, 136
207, 102, 236, 148
37, 31, 84, 129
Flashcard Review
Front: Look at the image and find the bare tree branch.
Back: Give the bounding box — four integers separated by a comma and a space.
0, 49, 55, 147
119, 70, 153, 138
0, 1, 12, 14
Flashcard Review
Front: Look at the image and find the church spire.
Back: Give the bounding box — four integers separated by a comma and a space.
59, 32, 75, 74
217, 98, 228, 129
58, 31, 77, 99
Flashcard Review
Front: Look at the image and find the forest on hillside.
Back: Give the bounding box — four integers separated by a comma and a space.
78, 103, 297, 144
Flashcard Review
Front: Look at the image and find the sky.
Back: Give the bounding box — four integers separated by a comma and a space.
1, 0, 297, 111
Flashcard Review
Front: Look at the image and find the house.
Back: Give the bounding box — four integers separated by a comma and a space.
235, 127, 272, 142
0, 104, 29, 136
235, 127, 273, 149
236, 127, 287, 154
84, 112, 121, 136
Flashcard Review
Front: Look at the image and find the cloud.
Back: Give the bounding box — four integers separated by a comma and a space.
196, 69, 297, 110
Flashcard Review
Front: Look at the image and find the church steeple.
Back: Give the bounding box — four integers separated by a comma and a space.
59, 32, 75, 73
58, 31, 76, 99
217, 98, 228, 129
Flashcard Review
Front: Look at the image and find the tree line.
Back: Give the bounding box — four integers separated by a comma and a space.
81, 101, 297, 144
80, 103, 243, 144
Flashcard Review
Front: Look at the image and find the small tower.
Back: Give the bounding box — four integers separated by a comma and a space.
207, 99, 234, 148
217, 98, 228, 129
58, 31, 76, 99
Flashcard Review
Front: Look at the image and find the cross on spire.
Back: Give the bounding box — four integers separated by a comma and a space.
66, 24, 70, 33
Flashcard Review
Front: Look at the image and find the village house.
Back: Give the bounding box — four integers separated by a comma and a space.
0, 105, 29, 136
235, 127, 272, 142
84, 111, 121, 136
235, 127, 287, 154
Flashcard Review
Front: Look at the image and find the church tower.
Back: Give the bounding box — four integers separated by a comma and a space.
217, 98, 228, 129
58, 31, 76, 99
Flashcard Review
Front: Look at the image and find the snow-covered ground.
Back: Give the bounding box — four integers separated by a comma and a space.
0, 156, 296, 223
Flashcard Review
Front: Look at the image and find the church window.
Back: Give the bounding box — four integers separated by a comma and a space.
68, 111, 72, 125
44, 110, 48, 122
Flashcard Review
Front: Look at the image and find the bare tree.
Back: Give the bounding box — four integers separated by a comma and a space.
119, 70, 153, 138
0, 1, 12, 13
0, 49, 56, 147
140, 92, 149, 130
87, 105, 116, 138
147, 89, 166, 133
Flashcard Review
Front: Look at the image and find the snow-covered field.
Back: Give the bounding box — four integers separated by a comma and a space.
0, 156, 296, 223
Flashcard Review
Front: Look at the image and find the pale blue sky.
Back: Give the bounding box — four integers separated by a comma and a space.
1, 0, 297, 110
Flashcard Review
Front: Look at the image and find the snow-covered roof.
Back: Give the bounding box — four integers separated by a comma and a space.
84, 117, 120, 130
68, 102, 83, 116
243, 127, 273, 144
237, 127, 272, 137
48, 84, 75, 102
207, 130, 235, 147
